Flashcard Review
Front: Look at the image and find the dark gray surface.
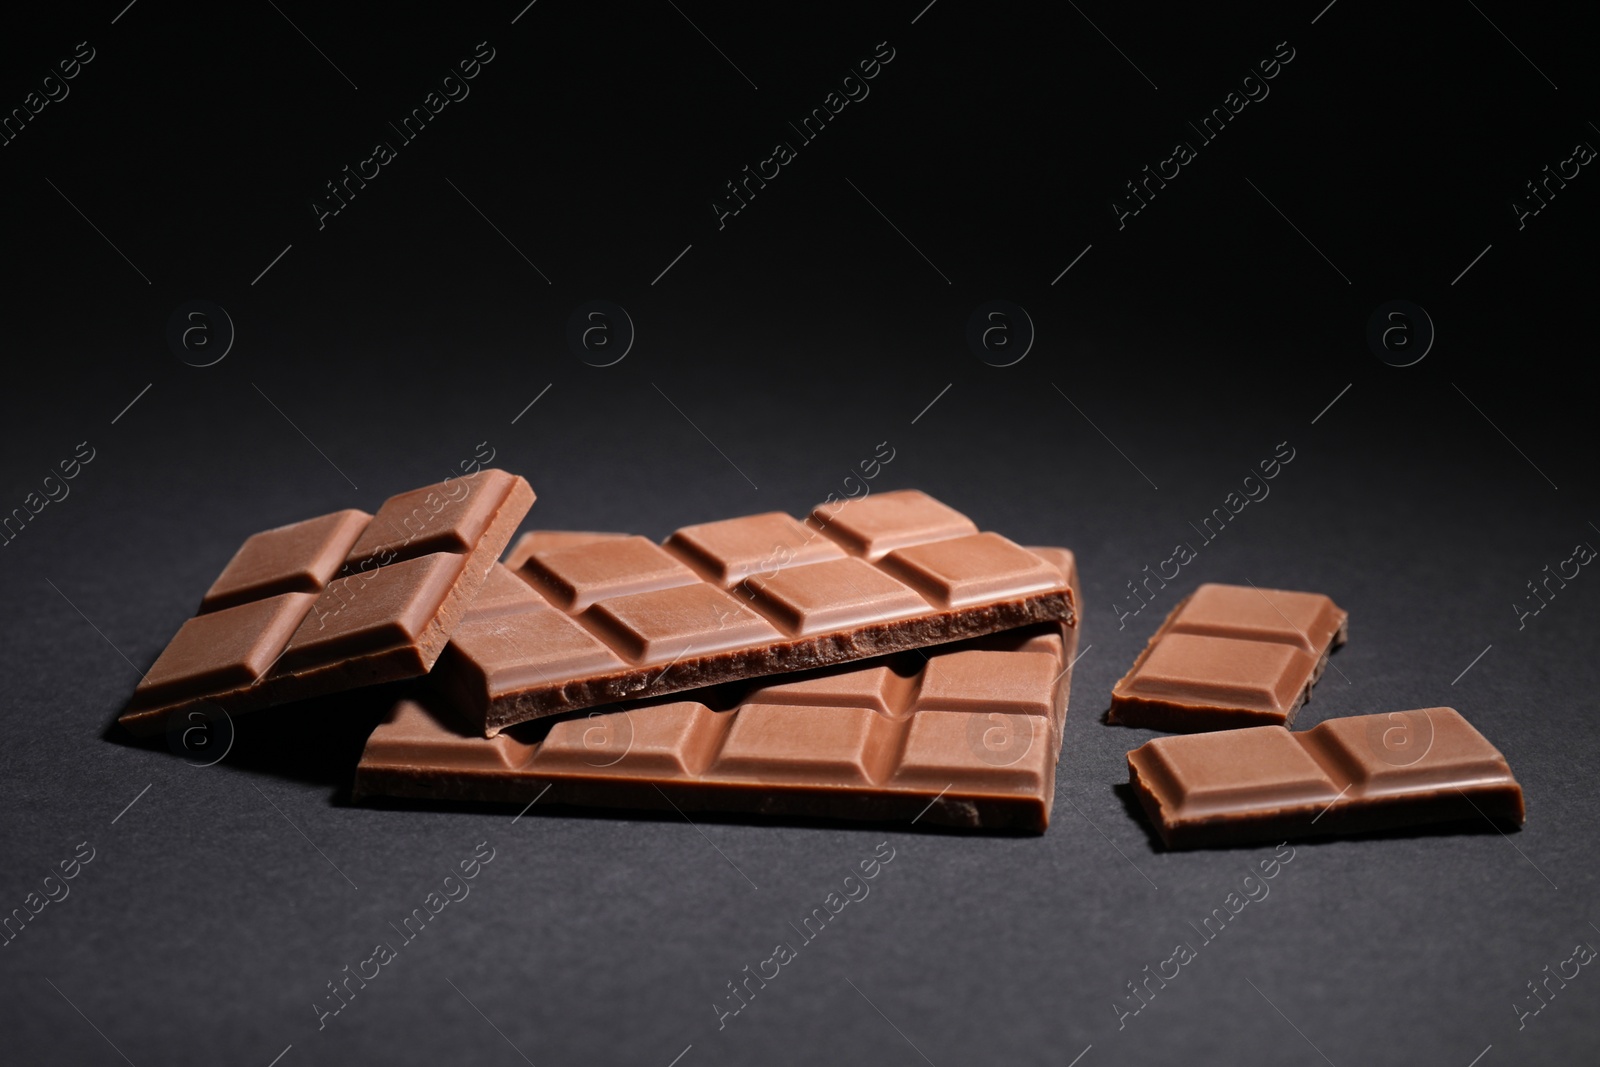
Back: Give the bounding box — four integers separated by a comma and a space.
3, 2, 1597, 1064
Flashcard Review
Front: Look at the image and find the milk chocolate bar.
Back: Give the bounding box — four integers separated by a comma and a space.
1127, 707, 1523, 848
444, 491, 1076, 735
1109, 583, 1347, 731
353, 548, 1082, 832
118, 470, 534, 736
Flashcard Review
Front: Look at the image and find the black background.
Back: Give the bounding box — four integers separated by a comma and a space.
2, 2, 1596, 1064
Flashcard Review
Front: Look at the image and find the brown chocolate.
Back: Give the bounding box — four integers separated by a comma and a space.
117, 470, 535, 736
353, 548, 1083, 832
1127, 707, 1524, 848
441, 491, 1076, 735
1109, 583, 1347, 730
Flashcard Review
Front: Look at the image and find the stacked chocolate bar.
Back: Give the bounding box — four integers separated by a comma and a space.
120, 473, 1082, 830
118, 470, 1524, 845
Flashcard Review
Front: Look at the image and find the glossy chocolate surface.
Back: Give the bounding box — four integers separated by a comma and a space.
118, 470, 534, 735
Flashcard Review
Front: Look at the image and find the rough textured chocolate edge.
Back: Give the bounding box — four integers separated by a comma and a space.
356, 549, 1083, 832
478, 588, 1074, 734
1106, 590, 1348, 731
118, 476, 534, 737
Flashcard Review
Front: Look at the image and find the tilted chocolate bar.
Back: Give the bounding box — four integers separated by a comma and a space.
353, 547, 1082, 832
118, 470, 534, 736
1127, 707, 1524, 848
443, 491, 1076, 735
1108, 583, 1347, 731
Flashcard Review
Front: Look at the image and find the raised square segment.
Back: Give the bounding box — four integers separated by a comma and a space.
812, 490, 978, 561
531, 702, 722, 776
742, 557, 929, 636
880, 533, 1065, 609
127, 593, 318, 711
665, 512, 845, 586
1112, 634, 1317, 728
346, 469, 520, 569
1167, 583, 1347, 655
443, 605, 628, 702
582, 584, 784, 663
1132, 727, 1341, 819
362, 699, 535, 772
1307, 707, 1519, 798
707, 704, 894, 785
466, 564, 547, 621
894, 710, 1050, 791
744, 665, 913, 717
273, 552, 466, 672
503, 530, 628, 571
519, 536, 700, 612
201, 510, 369, 612
913, 649, 1059, 721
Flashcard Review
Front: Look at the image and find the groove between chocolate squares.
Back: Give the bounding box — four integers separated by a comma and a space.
117, 471, 533, 736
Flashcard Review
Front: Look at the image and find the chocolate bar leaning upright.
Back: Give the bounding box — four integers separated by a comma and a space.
1109, 583, 1347, 731
1127, 707, 1524, 848
118, 469, 534, 736
437, 491, 1076, 735
354, 547, 1083, 832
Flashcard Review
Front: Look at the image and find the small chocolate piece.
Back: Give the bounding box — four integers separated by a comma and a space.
118, 470, 535, 736
354, 548, 1083, 832
1126, 707, 1524, 848
1109, 583, 1347, 730
443, 491, 1076, 735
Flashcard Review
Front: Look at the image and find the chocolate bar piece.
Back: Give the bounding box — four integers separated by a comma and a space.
353, 547, 1082, 832
118, 470, 535, 736
443, 491, 1076, 735
1127, 707, 1524, 848
1108, 583, 1347, 731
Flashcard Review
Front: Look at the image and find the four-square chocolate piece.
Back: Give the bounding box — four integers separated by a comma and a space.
118, 470, 534, 736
